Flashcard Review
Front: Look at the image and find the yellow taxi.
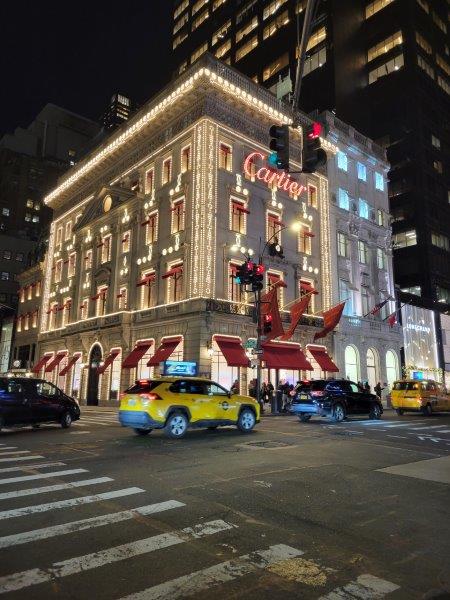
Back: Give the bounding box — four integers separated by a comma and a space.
391, 379, 450, 416
119, 377, 260, 438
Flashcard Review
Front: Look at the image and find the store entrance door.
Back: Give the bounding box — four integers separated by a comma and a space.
87, 344, 102, 406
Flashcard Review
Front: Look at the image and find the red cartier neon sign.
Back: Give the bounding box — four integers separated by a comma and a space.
243, 152, 306, 196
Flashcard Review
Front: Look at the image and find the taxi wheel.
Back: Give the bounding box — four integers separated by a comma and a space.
369, 404, 382, 420
237, 408, 256, 433
164, 412, 188, 439
422, 404, 433, 417
134, 428, 152, 436
299, 414, 312, 422
60, 412, 72, 429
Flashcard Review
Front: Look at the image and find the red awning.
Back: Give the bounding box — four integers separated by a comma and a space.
304, 231, 315, 238
59, 354, 81, 377
171, 201, 184, 211
162, 266, 183, 279
307, 345, 339, 372
268, 274, 287, 287
31, 354, 53, 374
147, 336, 182, 366
122, 341, 153, 369
137, 273, 156, 287
232, 202, 250, 214
214, 336, 249, 368
262, 342, 313, 371
97, 349, 120, 375
301, 281, 319, 295
45, 352, 67, 373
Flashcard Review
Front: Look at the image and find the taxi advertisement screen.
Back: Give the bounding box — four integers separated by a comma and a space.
163, 361, 198, 376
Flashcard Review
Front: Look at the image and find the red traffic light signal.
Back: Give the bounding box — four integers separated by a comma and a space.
255, 264, 265, 275
263, 313, 273, 334
308, 122, 323, 139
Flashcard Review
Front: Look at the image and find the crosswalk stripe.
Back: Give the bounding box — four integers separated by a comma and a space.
0, 462, 66, 474
0, 455, 43, 463
0, 519, 235, 594
0, 477, 114, 501
0, 447, 18, 451
120, 543, 303, 600
0, 451, 32, 457
318, 573, 400, 599
78, 419, 117, 426
0, 487, 144, 520
409, 425, 447, 430
433, 429, 450, 433
0, 469, 88, 486
0, 500, 185, 549
360, 421, 397, 426
383, 422, 426, 428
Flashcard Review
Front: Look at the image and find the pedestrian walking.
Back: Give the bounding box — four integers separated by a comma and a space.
374, 381, 384, 400
231, 379, 240, 394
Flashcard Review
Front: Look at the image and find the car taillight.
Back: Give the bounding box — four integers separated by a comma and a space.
139, 393, 161, 401
311, 391, 325, 397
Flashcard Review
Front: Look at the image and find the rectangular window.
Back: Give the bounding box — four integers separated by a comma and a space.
166, 264, 183, 303
3, 250, 11, 260
431, 135, 441, 149
68, 253, 76, 278
263, 10, 289, 40
173, 12, 188, 34
229, 263, 245, 303
19, 288, 25, 303
377, 209, 384, 226
306, 26, 326, 51
338, 188, 350, 210
377, 248, 386, 269
236, 16, 258, 43
181, 145, 191, 173
267, 212, 283, 242
213, 0, 227, 10
213, 20, 231, 46
401, 286, 421, 296
431, 232, 450, 251
192, 0, 208, 16
55, 260, 63, 283
308, 185, 318, 208
299, 279, 314, 314
365, 0, 394, 19
139, 272, 157, 309
216, 39, 231, 59
192, 9, 209, 31
16, 252, 24, 262
416, 32, 432, 54
171, 199, 185, 234
263, 0, 287, 21
80, 298, 89, 320
263, 52, 289, 81
62, 298, 71, 328
162, 158, 172, 185
358, 241, 369, 264
2, 208, 10, 217
438, 76, 450, 95
32, 310, 38, 328
96, 287, 108, 317
121, 231, 131, 254
48, 303, 59, 330
298, 226, 312, 255
173, 31, 188, 49
337, 152, 348, 171
432, 11, 447, 34
369, 53, 404, 83
56, 227, 63, 245
236, 35, 258, 61
84, 249, 93, 270
359, 199, 369, 219
191, 42, 208, 63
117, 287, 128, 310
417, 0, 429, 13
65, 221, 72, 241
417, 55, 435, 79
303, 47, 327, 75
433, 160, 443, 174
339, 279, 354, 316
367, 31, 402, 62
236, 0, 257, 24
145, 212, 158, 244
27, 285, 32, 300
337, 232, 350, 258
436, 55, 450, 77
35, 281, 41, 297
230, 199, 248, 234
375, 172, 384, 191
101, 235, 112, 263
174, 0, 188, 20
144, 167, 154, 194
393, 230, 417, 248
357, 162, 367, 181
437, 286, 450, 304
219, 142, 232, 171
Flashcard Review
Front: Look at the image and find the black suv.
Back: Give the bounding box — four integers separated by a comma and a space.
0, 377, 80, 431
290, 379, 383, 422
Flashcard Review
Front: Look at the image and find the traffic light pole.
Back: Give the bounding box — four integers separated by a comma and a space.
255, 286, 263, 409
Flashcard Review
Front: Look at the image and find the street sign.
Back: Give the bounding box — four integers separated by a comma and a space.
244, 339, 257, 349
253, 349, 264, 355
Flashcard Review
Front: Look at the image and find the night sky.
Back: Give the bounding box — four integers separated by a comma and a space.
0, 1, 173, 137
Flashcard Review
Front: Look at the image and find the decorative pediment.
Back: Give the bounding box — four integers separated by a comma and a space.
93, 265, 112, 283
74, 186, 136, 232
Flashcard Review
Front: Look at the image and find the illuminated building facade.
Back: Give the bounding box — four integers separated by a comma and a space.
34, 56, 399, 404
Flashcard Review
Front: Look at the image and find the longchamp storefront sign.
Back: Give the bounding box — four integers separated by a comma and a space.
243, 152, 306, 197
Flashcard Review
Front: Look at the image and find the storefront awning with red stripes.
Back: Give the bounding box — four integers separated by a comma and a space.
147, 336, 182, 366
59, 354, 81, 377
31, 354, 53, 374
300, 281, 319, 295
262, 342, 313, 371
268, 273, 287, 287
97, 349, 120, 375
214, 336, 249, 368
122, 341, 153, 369
45, 352, 67, 373
162, 266, 183, 279
231, 201, 250, 214
307, 345, 339, 372
136, 273, 156, 287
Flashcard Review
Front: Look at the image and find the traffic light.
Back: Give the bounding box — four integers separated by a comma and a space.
268, 240, 284, 259
302, 121, 327, 174
263, 313, 273, 335
269, 124, 289, 171
234, 262, 254, 285
251, 264, 265, 291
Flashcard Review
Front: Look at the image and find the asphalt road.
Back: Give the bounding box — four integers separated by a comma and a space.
0, 408, 449, 600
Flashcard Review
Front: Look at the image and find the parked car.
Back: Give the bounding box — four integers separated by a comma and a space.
119, 377, 260, 438
391, 379, 450, 416
0, 377, 80, 431
290, 379, 383, 422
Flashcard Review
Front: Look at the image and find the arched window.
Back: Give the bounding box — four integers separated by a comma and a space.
366, 348, 379, 391
345, 345, 359, 382
386, 350, 398, 389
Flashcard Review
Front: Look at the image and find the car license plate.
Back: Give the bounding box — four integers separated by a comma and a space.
128, 399, 136, 406
300, 394, 308, 400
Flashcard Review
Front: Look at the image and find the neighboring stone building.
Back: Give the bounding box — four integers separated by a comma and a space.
33, 55, 401, 405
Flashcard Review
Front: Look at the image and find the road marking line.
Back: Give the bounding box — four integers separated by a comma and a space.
0, 462, 66, 474
0, 500, 185, 549
409, 425, 448, 430
0, 477, 114, 501
384, 423, 426, 428
360, 421, 398, 426
433, 429, 450, 433
0, 451, 32, 457
0, 447, 18, 451
78, 419, 117, 425
0, 519, 235, 594
0, 469, 87, 486
387, 435, 407, 439
0, 455, 43, 463
0, 487, 144, 520
119, 543, 303, 600
319, 573, 399, 599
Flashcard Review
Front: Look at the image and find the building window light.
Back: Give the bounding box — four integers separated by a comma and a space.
359, 199, 369, 219
338, 188, 350, 210
365, 0, 394, 19
337, 152, 348, 172
375, 172, 384, 191
357, 162, 367, 181
369, 54, 404, 84
367, 31, 403, 63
